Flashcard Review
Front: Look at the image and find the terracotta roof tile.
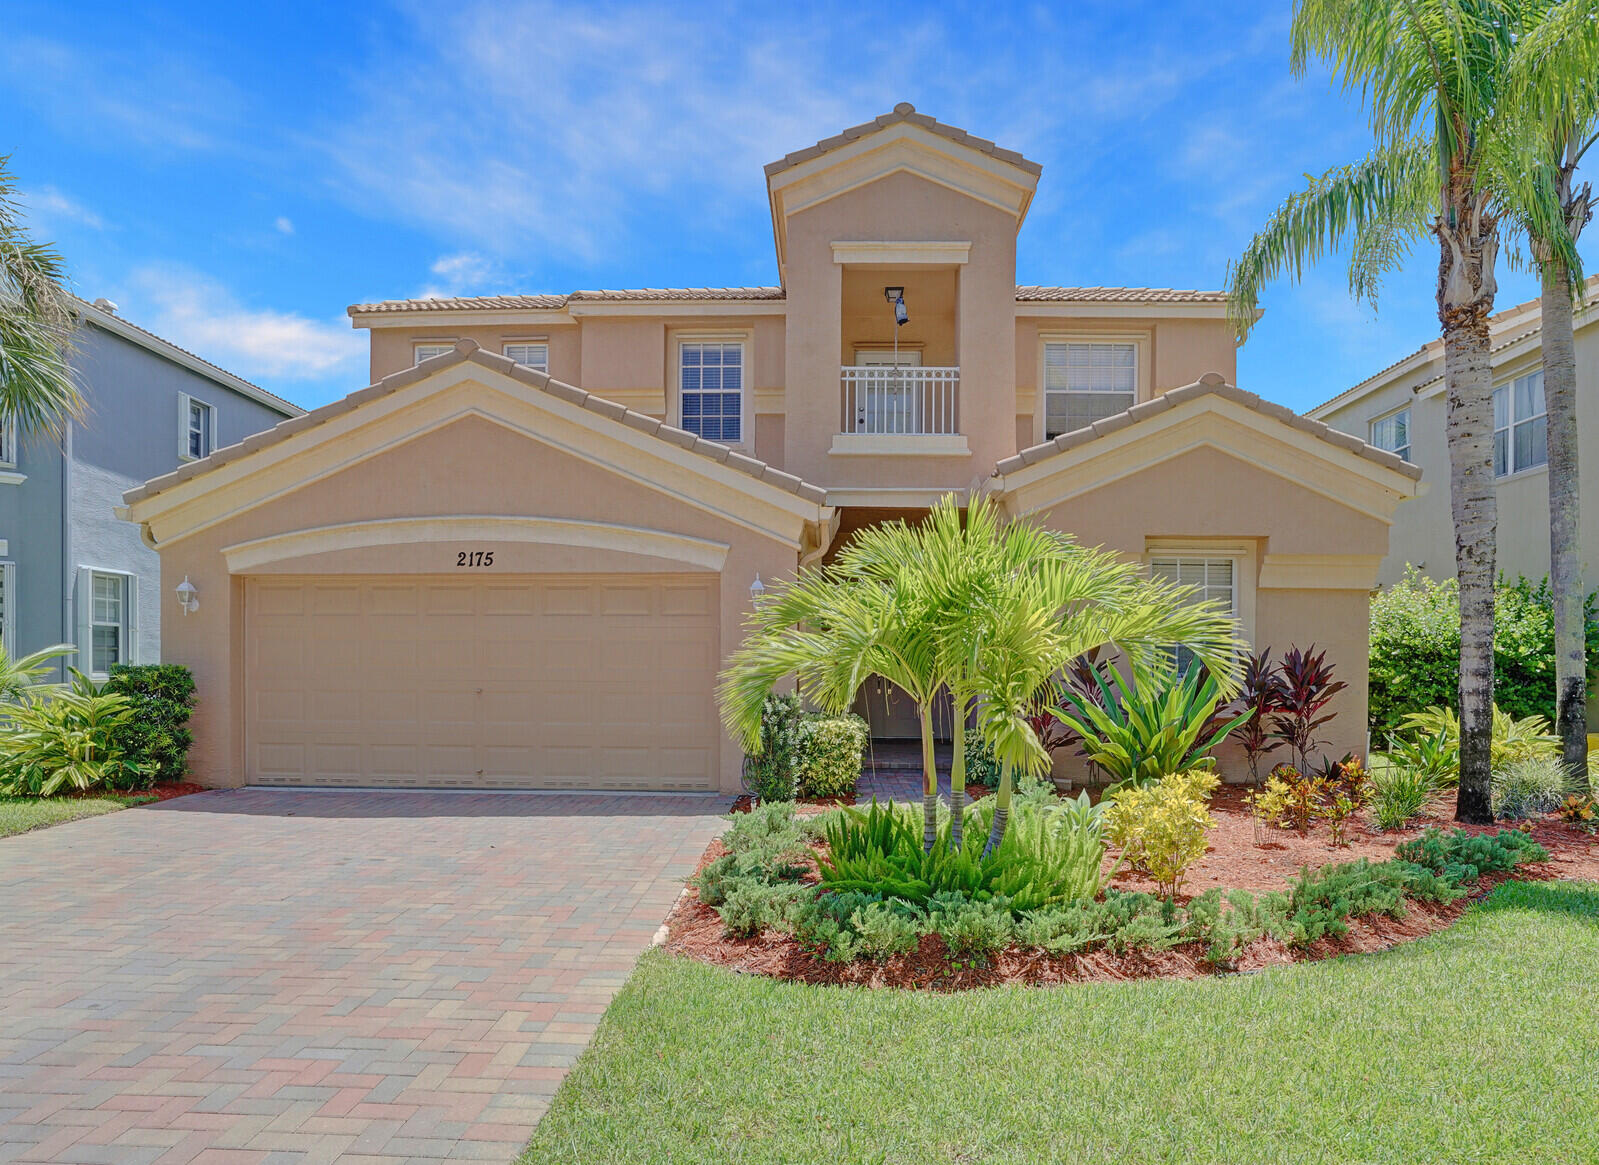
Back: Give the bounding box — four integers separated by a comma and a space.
764, 103, 1042, 178
993, 374, 1423, 480
1014, 285, 1227, 303
122, 341, 828, 509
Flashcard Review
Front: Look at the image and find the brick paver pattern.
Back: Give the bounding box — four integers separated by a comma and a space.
0, 789, 728, 1164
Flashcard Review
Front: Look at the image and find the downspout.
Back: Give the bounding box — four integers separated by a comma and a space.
60, 419, 73, 679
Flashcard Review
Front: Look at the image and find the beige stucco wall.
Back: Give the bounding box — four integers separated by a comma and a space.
1025, 445, 1383, 781
370, 324, 582, 386
154, 413, 798, 793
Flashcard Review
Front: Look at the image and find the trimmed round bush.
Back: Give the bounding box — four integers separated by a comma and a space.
795, 714, 867, 799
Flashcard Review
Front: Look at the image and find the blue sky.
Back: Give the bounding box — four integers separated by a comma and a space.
5, 0, 1594, 412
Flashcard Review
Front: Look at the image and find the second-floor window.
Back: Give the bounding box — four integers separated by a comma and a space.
1494, 369, 1547, 477
414, 343, 454, 364
1044, 341, 1136, 438
0, 417, 16, 469
503, 343, 549, 372
179, 394, 214, 461
1150, 556, 1236, 675
1370, 407, 1411, 461
680, 341, 743, 443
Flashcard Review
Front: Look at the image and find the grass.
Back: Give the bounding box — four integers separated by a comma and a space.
521, 880, 1599, 1165
0, 793, 156, 838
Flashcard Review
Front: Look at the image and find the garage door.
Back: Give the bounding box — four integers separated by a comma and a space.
244, 574, 719, 789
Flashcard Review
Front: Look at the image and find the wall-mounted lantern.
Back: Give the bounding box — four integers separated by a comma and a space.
175, 576, 199, 615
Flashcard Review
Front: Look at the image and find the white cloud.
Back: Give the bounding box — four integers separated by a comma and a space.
23, 186, 105, 231
128, 265, 365, 382
274, 216, 295, 234
416, 251, 495, 298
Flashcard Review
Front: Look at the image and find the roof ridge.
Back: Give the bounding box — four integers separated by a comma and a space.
122, 340, 828, 508
764, 102, 1042, 179
994, 373, 1422, 481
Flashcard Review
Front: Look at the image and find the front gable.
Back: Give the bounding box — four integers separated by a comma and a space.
121, 345, 831, 555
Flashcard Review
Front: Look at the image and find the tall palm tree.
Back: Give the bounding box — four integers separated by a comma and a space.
0, 157, 84, 438
1225, 0, 1583, 822
1503, 0, 1599, 782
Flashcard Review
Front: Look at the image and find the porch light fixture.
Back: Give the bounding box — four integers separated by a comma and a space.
883, 286, 908, 327
749, 573, 766, 603
175, 576, 199, 615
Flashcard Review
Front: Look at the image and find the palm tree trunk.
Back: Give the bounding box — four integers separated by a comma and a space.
920, 709, 938, 852
982, 758, 1013, 857
949, 705, 966, 851
1441, 271, 1498, 825
1542, 255, 1589, 787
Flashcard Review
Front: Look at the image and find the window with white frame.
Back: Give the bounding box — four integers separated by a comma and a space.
1150, 556, 1236, 674
179, 394, 214, 461
89, 571, 127, 674
414, 343, 454, 365
1370, 406, 1411, 461
503, 343, 549, 372
1494, 369, 1547, 477
1044, 341, 1137, 438
0, 418, 16, 469
679, 340, 743, 443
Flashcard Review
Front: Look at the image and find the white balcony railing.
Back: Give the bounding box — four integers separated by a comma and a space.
840, 365, 960, 435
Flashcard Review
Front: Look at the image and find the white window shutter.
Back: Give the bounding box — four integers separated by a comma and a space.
177, 393, 193, 461
124, 575, 139, 666
1, 562, 14, 658
209, 403, 218, 457
75, 566, 93, 674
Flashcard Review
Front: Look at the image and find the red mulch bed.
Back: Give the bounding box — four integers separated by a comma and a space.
662, 786, 1599, 991
61, 781, 208, 803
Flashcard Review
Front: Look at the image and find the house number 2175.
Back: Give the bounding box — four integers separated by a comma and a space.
456, 550, 495, 567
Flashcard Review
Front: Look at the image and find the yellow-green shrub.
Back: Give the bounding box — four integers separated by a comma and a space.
1104, 770, 1218, 899
795, 714, 868, 799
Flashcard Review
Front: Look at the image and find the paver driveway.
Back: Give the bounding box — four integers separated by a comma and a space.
0, 789, 728, 1164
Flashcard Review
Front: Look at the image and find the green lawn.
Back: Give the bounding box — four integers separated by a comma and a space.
521, 880, 1599, 1165
0, 794, 154, 838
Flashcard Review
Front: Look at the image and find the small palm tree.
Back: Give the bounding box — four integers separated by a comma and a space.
1, 157, 84, 439
1226, 0, 1593, 822
0, 642, 76, 706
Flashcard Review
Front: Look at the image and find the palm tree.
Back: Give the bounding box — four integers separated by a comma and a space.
1225, 0, 1585, 823
1502, 1, 1599, 783
0, 642, 76, 706
0, 157, 84, 438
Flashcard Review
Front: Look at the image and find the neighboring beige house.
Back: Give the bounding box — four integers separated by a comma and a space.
1312, 275, 1599, 589
119, 105, 1419, 792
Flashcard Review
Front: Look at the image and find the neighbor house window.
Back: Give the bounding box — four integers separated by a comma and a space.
90, 572, 127, 674
177, 394, 214, 461
1494, 369, 1547, 477
679, 341, 743, 442
414, 343, 454, 364
1370, 407, 1411, 461
1150, 556, 1236, 674
1044, 341, 1137, 438
0, 418, 16, 469
503, 343, 549, 371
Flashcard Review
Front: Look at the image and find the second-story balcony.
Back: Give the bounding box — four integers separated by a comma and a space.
837, 365, 962, 447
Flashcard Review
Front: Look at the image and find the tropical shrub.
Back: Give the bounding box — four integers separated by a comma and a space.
1380, 725, 1458, 787
1235, 648, 1287, 782
1368, 570, 1599, 735
0, 671, 151, 796
1492, 755, 1572, 820
0, 642, 76, 706
964, 733, 1003, 789
1103, 769, 1218, 898
104, 664, 195, 785
1557, 793, 1597, 830
1270, 646, 1346, 773
794, 713, 867, 799
1399, 704, 1559, 773
741, 693, 804, 802
1254, 765, 1329, 835
1053, 666, 1246, 790
1369, 763, 1433, 831
928, 892, 1014, 960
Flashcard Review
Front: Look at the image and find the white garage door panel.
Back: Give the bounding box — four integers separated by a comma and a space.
245, 574, 718, 790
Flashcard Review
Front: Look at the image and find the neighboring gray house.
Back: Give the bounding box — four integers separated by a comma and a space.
0, 297, 301, 677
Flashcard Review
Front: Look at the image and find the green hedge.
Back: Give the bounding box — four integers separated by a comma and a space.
104, 664, 196, 785
1369, 570, 1599, 738
795, 714, 868, 798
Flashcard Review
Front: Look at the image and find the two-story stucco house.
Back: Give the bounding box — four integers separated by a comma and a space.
1312, 275, 1599, 591
0, 297, 300, 679
120, 106, 1420, 792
